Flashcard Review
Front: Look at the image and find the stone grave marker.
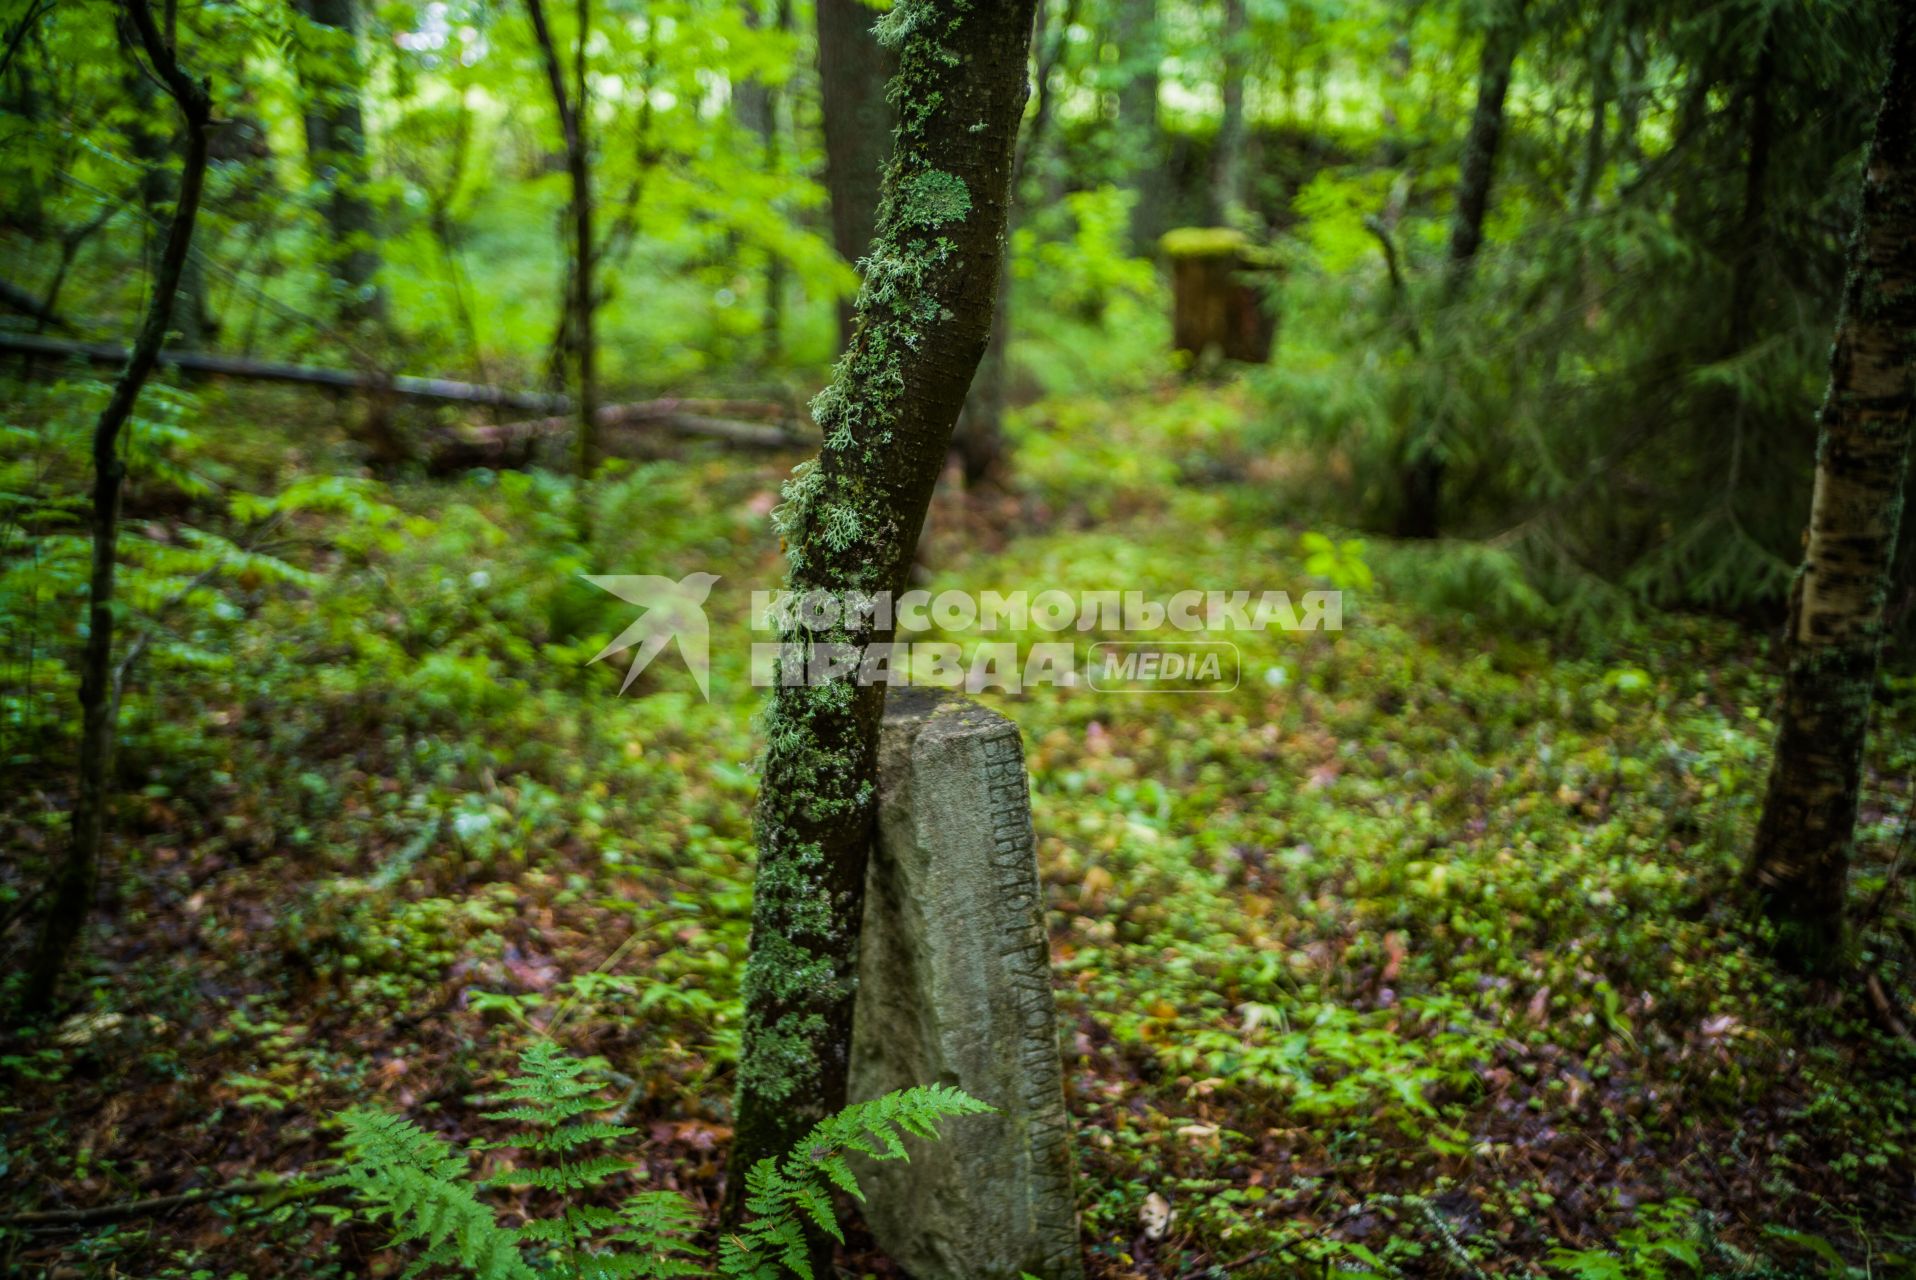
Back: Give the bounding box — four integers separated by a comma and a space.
849, 688, 1084, 1280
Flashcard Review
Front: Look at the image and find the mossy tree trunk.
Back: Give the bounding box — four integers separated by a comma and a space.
726, 0, 1036, 1230
24, 0, 211, 1016
296, 0, 386, 337
1747, 6, 1916, 974
1164, 229, 1274, 364
1398, 0, 1525, 539
817, 0, 896, 351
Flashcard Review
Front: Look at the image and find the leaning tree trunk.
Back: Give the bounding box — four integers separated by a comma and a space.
726, 0, 1036, 1235
1208, 0, 1247, 223
24, 0, 212, 1016
816, 0, 896, 351
526, 0, 598, 481
1746, 6, 1916, 975
296, 0, 385, 336
1398, 0, 1524, 539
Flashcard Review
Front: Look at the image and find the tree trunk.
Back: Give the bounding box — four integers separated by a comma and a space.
737, 0, 793, 362
1746, 6, 1916, 975
1398, 0, 1525, 539
1208, 0, 1247, 224
24, 0, 212, 1016
726, 0, 1036, 1235
816, 0, 895, 351
526, 0, 598, 481
1443, 0, 1523, 288
1726, 26, 1776, 359
124, 42, 210, 348
1572, 11, 1614, 215
953, 0, 1074, 490
296, 0, 385, 335
1115, 0, 1162, 254
1614, 26, 1646, 168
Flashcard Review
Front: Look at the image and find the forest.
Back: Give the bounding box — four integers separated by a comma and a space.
3, 0, 1916, 1275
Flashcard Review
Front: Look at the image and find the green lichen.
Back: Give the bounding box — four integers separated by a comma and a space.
895, 169, 972, 229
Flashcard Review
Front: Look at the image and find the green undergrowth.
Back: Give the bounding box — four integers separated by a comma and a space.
2, 372, 1914, 1277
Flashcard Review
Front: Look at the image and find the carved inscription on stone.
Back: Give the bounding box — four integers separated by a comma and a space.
849, 689, 1084, 1280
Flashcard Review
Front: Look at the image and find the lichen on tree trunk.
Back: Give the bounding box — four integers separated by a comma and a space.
726, 0, 1036, 1228
1747, 6, 1916, 974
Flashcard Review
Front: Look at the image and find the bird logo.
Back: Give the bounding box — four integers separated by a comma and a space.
582, 572, 720, 699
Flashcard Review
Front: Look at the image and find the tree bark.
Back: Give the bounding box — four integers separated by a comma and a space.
816, 0, 896, 351
1746, 6, 1916, 974
726, 0, 1036, 1234
1398, 0, 1525, 539
23, 0, 211, 1016
1115, 0, 1162, 254
295, 0, 385, 335
1208, 0, 1247, 224
526, 0, 599, 480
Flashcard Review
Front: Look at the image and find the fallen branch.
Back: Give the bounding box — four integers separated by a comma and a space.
1865, 969, 1913, 1043
0, 279, 73, 333
1, 1177, 325, 1229
426, 397, 811, 470
0, 332, 564, 412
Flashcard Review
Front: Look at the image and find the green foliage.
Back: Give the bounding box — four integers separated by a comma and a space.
329, 1044, 985, 1280
1547, 1201, 1703, 1279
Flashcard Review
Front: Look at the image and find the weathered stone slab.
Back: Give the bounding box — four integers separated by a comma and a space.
850, 688, 1083, 1280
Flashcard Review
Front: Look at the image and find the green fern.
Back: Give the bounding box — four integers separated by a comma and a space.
328, 1044, 986, 1279
717, 1083, 992, 1280
327, 1110, 534, 1280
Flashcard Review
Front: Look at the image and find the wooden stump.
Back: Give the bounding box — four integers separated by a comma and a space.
1161, 227, 1278, 364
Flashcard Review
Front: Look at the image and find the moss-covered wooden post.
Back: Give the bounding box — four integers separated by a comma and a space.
1161, 227, 1277, 364
725, 0, 1037, 1237
1746, 5, 1916, 973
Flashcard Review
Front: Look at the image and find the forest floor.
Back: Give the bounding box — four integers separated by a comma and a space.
4, 375, 1916, 1278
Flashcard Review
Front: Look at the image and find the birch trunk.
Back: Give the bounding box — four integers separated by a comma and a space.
1747, 7, 1916, 974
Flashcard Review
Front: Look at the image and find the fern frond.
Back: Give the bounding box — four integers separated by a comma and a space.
602, 1191, 708, 1278
327, 1108, 535, 1280
482, 1153, 634, 1192
505, 1120, 642, 1153
512, 1205, 625, 1241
